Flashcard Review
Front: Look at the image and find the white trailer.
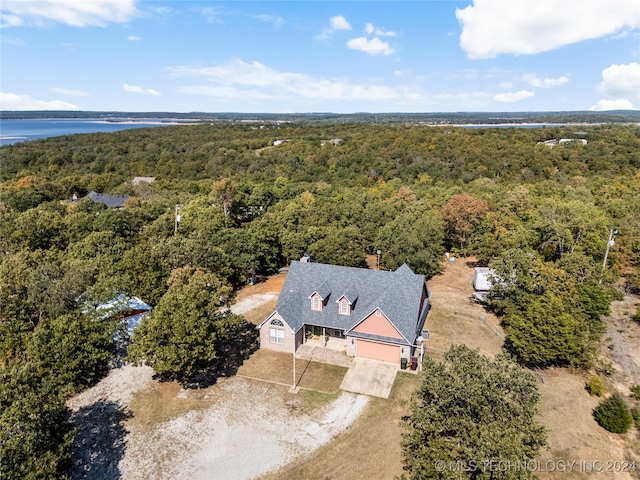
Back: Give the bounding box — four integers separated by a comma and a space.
473, 267, 494, 291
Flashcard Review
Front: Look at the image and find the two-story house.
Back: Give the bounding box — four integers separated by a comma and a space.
258, 260, 430, 363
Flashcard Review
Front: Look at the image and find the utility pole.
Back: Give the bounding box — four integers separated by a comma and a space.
602, 229, 617, 272
292, 333, 297, 391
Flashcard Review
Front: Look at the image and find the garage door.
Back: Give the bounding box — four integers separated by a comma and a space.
356, 340, 400, 363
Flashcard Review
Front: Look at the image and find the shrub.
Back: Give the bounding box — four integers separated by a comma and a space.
586, 375, 605, 397
631, 407, 640, 430
593, 393, 633, 434
631, 385, 640, 400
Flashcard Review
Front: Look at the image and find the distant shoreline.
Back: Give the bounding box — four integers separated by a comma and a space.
91, 120, 193, 125
2, 110, 639, 126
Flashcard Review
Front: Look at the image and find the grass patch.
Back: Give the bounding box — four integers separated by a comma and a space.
391, 371, 422, 401
237, 349, 347, 393
294, 389, 342, 415
297, 362, 348, 393
241, 299, 278, 325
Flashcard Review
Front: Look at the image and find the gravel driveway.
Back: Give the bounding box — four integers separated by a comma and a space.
69, 366, 368, 480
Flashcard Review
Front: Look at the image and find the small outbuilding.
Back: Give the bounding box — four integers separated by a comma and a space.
95, 295, 152, 336
473, 267, 495, 291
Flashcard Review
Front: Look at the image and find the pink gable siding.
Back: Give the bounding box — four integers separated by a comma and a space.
351, 310, 403, 339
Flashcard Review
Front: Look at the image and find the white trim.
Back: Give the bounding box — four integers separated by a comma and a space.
339, 299, 350, 315
269, 327, 285, 344
258, 311, 295, 333
345, 308, 410, 344
311, 294, 322, 311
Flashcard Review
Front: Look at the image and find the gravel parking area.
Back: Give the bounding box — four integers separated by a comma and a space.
69, 363, 368, 479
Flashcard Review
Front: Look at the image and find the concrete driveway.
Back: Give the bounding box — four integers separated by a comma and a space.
340, 357, 398, 398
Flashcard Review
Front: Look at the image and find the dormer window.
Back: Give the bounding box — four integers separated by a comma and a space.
339, 299, 350, 315
311, 295, 322, 311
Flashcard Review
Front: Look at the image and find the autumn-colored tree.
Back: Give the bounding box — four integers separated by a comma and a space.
441, 193, 489, 250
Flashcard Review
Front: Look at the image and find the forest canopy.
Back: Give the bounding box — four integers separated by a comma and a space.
0, 120, 639, 478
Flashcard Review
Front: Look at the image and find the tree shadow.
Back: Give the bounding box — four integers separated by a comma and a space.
69, 400, 132, 480
182, 319, 260, 389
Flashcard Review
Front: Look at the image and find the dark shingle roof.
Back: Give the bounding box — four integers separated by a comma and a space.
85, 191, 130, 208
272, 261, 429, 345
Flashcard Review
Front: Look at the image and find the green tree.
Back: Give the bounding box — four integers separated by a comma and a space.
0, 250, 66, 359
489, 251, 598, 367
593, 392, 633, 434
0, 363, 73, 480
401, 345, 546, 479
376, 204, 444, 277
10, 202, 67, 251
308, 226, 367, 267
505, 293, 588, 367
127, 267, 240, 379
25, 312, 115, 394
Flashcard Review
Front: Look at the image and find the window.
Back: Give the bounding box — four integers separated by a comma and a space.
270, 319, 283, 327
312, 295, 321, 311
270, 328, 284, 344
339, 300, 350, 315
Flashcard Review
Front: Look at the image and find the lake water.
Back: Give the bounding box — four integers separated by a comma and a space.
0, 119, 180, 146
0, 118, 569, 147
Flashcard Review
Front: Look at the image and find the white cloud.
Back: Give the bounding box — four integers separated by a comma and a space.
589, 98, 636, 110
527, 75, 570, 88
347, 36, 394, 56
317, 15, 351, 40
598, 62, 640, 99
128, 34, 141, 41
589, 62, 640, 110
494, 90, 534, 102
122, 84, 160, 96
0, 13, 24, 27
255, 14, 284, 28
365, 23, 396, 37
1, 0, 139, 27
200, 7, 223, 24
0, 92, 79, 110
169, 59, 422, 103
330, 15, 351, 31
456, 0, 640, 59
50, 87, 89, 96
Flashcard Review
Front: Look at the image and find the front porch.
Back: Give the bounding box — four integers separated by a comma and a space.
303, 325, 346, 347
303, 334, 346, 351
296, 330, 351, 367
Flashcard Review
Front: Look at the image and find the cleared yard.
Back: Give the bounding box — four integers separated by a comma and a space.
237, 348, 348, 394
69, 258, 640, 479
536, 369, 639, 480
425, 257, 504, 359
260, 371, 421, 480
69, 365, 369, 480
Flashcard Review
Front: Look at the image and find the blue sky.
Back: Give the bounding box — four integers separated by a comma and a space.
1, 0, 639, 113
